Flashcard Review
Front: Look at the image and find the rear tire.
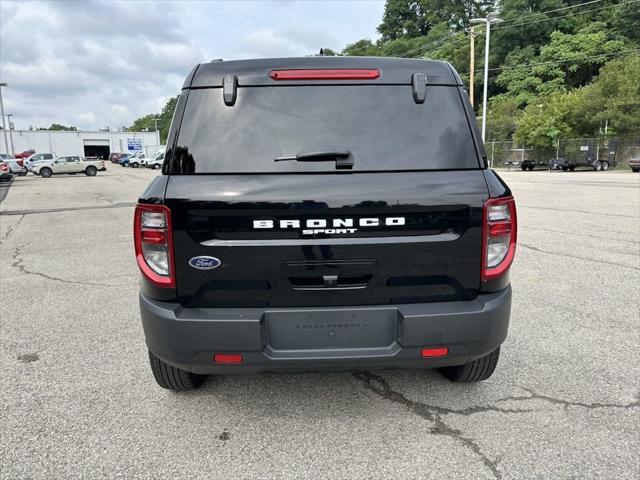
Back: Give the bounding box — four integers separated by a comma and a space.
440, 347, 500, 383
132, 162, 139, 168
601, 161, 609, 171
40, 167, 52, 178
594, 162, 603, 171
148, 351, 206, 391
85, 166, 97, 176
153, 163, 160, 169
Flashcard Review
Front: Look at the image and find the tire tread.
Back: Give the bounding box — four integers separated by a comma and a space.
440, 347, 500, 383
148, 351, 205, 391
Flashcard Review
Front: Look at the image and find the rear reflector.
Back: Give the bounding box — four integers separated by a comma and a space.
421, 347, 449, 358
214, 354, 243, 364
270, 69, 380, 80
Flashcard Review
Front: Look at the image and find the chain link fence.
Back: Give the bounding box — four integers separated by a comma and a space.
485, 135, 640, 169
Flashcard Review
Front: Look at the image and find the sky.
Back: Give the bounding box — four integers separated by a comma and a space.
0, 0, 385, 131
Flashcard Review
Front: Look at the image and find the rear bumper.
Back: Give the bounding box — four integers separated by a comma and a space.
140, 286, 511, 374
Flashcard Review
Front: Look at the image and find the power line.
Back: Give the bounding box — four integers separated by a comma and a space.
461, 48, 640, 75
396, 0, 637, 58
493, 0, 639, 31
397, 31, 459, 58
499, 0, 605, 25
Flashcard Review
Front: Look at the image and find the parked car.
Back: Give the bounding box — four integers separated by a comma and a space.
0, 161, 13, 182
14, 149, 35, 159
128, 152, 147, 168
109, 152, 122, 163
5, 158, 28, 176
25, 152, 55, 172
33, 156, 105, 177
144, 151, 165, 169
136, 57, 517, 391
117, 154, 131, 166
628, 157, 640, 172
85, 156, 108, 171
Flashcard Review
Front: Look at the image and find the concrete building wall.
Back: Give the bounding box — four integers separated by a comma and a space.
0, 130, 161, 157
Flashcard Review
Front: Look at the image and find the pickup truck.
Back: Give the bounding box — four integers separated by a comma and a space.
136, 57, 517, 391
33, 156, 105, 177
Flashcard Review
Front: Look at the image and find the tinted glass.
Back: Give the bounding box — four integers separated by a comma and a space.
172, 85, 479, 173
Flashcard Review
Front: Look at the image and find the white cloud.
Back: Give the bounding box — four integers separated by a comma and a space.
0, 0, 384, 130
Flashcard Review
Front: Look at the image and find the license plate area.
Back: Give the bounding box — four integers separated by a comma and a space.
265, 309, 397, 350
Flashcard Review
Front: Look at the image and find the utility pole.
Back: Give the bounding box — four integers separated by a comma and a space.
0, 83, 9, 157
6, 114, 15, 156
470, 13, 503, 141
468, 26, 476, 107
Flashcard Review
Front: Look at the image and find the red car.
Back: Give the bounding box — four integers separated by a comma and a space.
15, 149, 36, 159
629, 157, 640, 173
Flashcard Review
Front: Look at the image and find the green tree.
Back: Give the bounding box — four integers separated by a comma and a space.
486, 95, 522, 141
378, 0, 491, 41
38, 123, 78, 131
572, 54, 640, 135
535, 24, 626, 91
129, 96, 178, 144
343, 39, 383, 56
515, 91, 582, 148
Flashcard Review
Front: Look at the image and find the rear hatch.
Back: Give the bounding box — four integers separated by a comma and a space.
164, 60, 489, 308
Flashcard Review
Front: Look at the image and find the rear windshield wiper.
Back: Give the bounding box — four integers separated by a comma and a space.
274, 150, 353, 169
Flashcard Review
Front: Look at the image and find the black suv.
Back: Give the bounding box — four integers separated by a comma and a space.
135, 57, 517, 391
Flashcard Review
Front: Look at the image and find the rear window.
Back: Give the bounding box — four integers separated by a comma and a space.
171, 85, 479, 173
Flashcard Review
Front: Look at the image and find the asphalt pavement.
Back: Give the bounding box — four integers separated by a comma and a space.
1, 166, 638, 479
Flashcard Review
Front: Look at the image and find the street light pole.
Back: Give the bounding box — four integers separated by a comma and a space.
154, 116, 161, 145
0, 83, 10, 157
468, 26, 476, 107
470, 14, 503, 142
6, 114, 15, 156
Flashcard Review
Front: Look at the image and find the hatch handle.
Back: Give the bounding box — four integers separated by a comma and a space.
412, 73, 427, 104
223, 74, 238, 106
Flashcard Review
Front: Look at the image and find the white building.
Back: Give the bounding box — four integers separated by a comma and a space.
0, 129, 162, 159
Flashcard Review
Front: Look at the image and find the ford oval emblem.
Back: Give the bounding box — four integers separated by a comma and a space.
188, 256, 221, 270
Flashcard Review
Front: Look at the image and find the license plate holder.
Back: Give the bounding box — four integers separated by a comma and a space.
265, 309, 397, 350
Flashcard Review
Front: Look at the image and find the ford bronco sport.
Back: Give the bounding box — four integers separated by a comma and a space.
135, 57, 517, 391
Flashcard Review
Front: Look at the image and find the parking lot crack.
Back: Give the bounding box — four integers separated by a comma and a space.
519, 243, 640, 271
0, 214, 25, 243
497, 387, 640, 411
11, 245, 117, 288
354, 371, 509, 479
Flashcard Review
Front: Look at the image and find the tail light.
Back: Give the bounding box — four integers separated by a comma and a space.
16, 159, 24, 167
270, 69, 380, 80
134, 204, 175, 288
482, 196, 517, 281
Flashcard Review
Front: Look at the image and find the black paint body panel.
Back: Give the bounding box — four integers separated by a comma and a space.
163, 171, 490, 308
